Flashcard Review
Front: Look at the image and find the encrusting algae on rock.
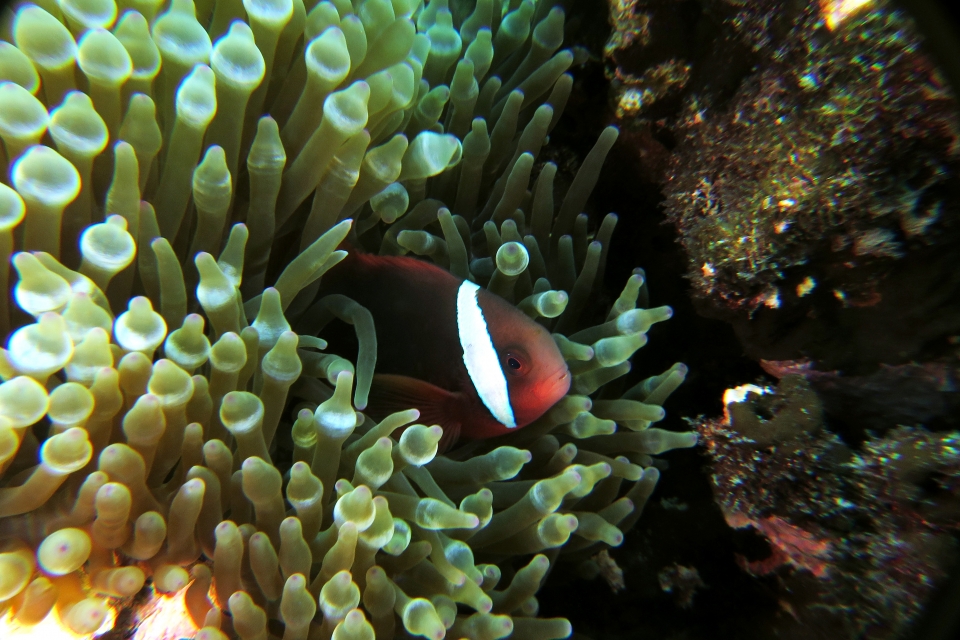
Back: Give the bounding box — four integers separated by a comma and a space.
0, 0, 697, 638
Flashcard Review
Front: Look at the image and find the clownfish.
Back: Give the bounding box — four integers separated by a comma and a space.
316, 250, 571, 449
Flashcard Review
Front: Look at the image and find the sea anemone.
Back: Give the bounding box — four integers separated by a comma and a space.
0, 0, 696, 638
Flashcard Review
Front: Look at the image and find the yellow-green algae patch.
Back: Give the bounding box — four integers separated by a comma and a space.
0, 0, 696, 638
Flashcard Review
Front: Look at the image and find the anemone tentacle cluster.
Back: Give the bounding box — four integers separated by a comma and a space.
0, 0, 696, 638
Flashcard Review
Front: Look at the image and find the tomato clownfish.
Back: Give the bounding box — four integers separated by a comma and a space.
315, 250, 571, 450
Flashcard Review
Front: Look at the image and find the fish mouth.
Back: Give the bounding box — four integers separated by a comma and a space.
544, 365, 572, 401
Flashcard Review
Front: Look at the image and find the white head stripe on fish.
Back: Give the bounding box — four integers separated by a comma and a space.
456, 281, 516, 429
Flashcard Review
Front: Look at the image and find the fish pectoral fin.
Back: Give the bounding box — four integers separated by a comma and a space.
369, 374, 464, 447
436, 422, 461, 454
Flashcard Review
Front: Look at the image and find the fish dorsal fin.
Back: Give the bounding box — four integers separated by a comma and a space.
369, 374, 463, 450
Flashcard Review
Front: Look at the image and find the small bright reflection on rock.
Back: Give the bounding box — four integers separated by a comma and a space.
722, 383, 771, 425
821, 0, 874, 30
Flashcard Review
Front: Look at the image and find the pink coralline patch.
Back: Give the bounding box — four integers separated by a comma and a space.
726, 513, 832, 578
758, 359, 816, 378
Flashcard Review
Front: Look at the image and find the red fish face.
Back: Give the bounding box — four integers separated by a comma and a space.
473, 287, 571, 430
496, 330, 571, 428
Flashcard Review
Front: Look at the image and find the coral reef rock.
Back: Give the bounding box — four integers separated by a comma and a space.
697, 375, 960, 639
615, 0, 960, 371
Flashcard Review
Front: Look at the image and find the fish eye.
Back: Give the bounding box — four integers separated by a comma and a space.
504, 351, 527, 376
